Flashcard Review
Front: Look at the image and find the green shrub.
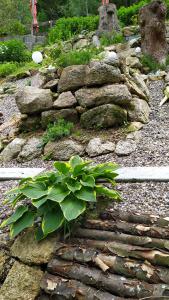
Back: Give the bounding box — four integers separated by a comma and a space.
140, 54, 165, 72
118, 0, 149, 26
1, 155, 121, 240
42, 119, 74, 146
48, 16, 99, 43
56, 48, 101, 68
100, 33, 124, 46
0, 39, 30, 63
0, 21, 26, 37
0, 62, 18, 77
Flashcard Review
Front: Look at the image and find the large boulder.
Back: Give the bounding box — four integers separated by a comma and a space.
75, 84, 132, 108
58, 65, 87, 92
41, 109, 78, 129
80, 104, 127, 129
44, 139, 85, 161
86, 138, 115, 157
128, 98, 150, 124
17, 137, 42, 162
98, 3, 120, 35
53, 91, 77, 109
0, 261, 43, 300
16, 86, 53, 114
0, 138, 25, 162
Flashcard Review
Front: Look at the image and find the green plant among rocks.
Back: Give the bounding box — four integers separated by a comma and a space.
1, 156, 121, 241
42, 119, 74, 146
100, 32, 124, 47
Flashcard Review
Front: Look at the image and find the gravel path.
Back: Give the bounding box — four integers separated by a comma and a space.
0, 79, 169, 224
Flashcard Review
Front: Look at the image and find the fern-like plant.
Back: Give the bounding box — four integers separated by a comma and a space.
1, 156, 121, 241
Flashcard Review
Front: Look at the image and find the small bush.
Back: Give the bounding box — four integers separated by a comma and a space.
56, 48, 101, 68
0, 62, 18, 77
0, 21, 26, 37
48, 16, 99, 43
118, 0, 149, 26
1, 155, 121, 240
0, 39, 30, 63
100, 33, 124, 46
42, 119, 74, 146
140, 54, 165, 72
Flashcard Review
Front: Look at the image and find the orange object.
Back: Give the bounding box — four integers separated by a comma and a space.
102, 0, 109, 4
30, 0, 39, 33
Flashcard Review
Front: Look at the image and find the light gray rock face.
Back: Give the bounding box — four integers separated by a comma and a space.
43, 79, 59, 90
16, 86, 53, 114
98, 3, 120, 35
44, 139, 85, 161
0, 138, 25, 162
85, 61, 122, 86
17, 137, 42, 162
128, 98, 150, 124
58, 62, 122, 93
86, 138, 115, 157
132, 74, 150, 101
75, 84, 132, 108
53, 91, 77, 109
30, 73, 46, 88
115, 139, 137, 156
41, 109, 78, 129
80, 104, 127, 129
58, 65, 87, 92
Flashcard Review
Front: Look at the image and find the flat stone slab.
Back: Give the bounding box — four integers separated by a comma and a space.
1, 167, 169, 182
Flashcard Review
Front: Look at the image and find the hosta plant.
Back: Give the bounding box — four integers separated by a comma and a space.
1, 156, 121, 241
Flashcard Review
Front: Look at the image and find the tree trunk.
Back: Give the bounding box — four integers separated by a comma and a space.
40, 273, 123, 300
72, 239, 169, 267
55, 245, 169, 284
47, 258, 169, 298
100, 211, 169, 228
74, 228, 169, 251
84, 219, 169, 240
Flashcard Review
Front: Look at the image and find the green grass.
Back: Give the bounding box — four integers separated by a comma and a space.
140, 54, 166, 72
100, 33, 124, 47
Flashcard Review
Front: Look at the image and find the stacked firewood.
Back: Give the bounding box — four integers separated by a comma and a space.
39, 211, 169, 299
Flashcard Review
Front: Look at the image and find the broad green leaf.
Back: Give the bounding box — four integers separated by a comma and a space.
73, 162, 91, 177
1, 205, 28, 228
60, 195, 86, 221
80, 175, 95, 188
10, 211, 35, 238
21, 182, 47, 199
54, 161, 70, 175
35, 226, 45, 241
32, 196, 48, 208
65, 178, 81, 193
96, 186, 121, 200
90, 163, 119, 179
42, 208, 64, 236
69, 155, 83, 169
75, 187, 96, 202
48, 185, 70, 203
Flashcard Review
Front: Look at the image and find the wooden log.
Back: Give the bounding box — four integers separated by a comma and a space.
40, 273, 124, 300
47, 258, 169, 298
55, 245, 169, 284
100, 211, 169, 228
84, 219, 169, 240
72, 239, 169, 267
74, 228, 169, 251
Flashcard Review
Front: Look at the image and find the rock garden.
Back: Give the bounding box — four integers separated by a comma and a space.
1, 0, 169, 299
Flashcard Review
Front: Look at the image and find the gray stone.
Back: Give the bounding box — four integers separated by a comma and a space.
41, 109, 78, 129
126, 121, 144, 132
11, 229, 59, 265
128, 98, 150, 124
126, 56, 141, 69
115, 139, 137, 156
75, 84, 132, 108
44, 139, 85, 161
17, 137, 42, 162
0, 261, 43, 300
98, 3, 120, 35
85, 61, 122, 86
43, 79, 59, 90
73, 39, 89, 50
53, 91, 77, 109
80, 104, 127, 129
126, 78, 147, 101
30, 73, 46, 88
58, 65, 87, 92
16, 87, 53, 114
19, 115, 41, 132
0, 138, 25, 162
86, 138, 115, 157
132, 74, 150, 101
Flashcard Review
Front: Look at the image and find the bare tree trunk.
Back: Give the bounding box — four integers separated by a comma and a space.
74, 228, 169, 251
100, 211, 169, 228
72, 238, 169, 267
47, 258, 169, 298
40, 273, 124, 300
55, 245, 169, 284
84, 219, 169, 240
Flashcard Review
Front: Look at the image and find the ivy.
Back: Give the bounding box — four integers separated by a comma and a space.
1, 155, 121, 241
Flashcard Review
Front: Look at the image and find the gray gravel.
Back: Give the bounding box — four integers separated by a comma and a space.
0, 79, 169, 224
